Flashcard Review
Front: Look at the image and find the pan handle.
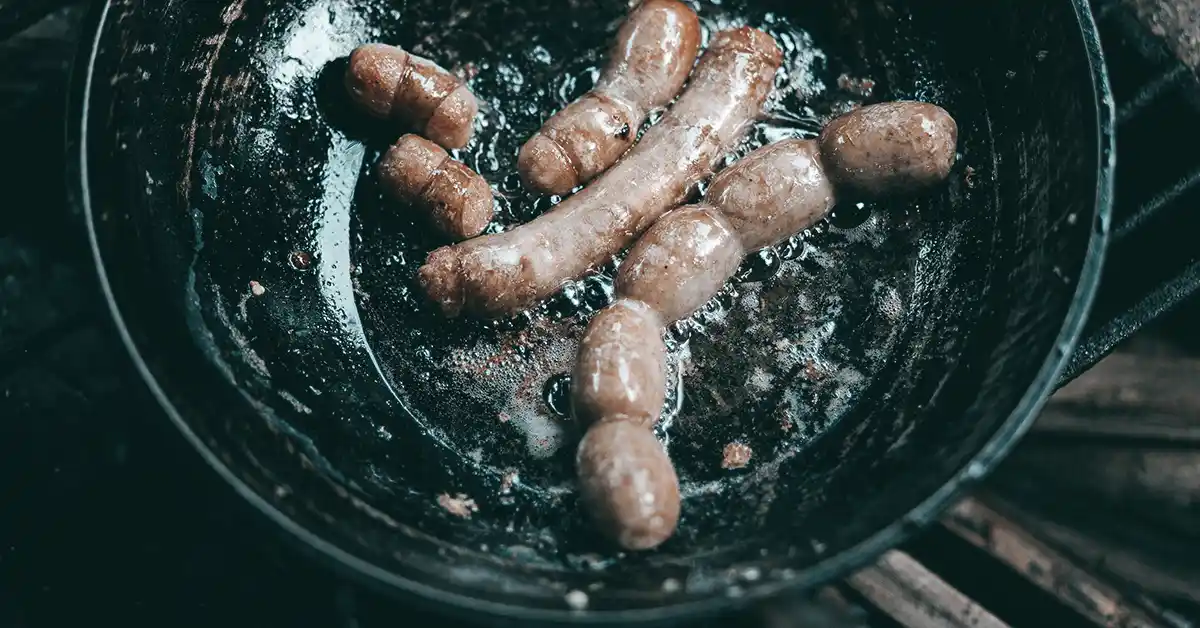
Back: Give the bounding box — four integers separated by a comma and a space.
0, 0, 82, 41
1059, 268, 1199, 389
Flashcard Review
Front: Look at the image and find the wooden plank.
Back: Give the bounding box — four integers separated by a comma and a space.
1004, 445, 1200, 510
1041, 352, 1200, 444
0, 237, 96, 373
943, 496, 1172, 628
1122, 0, 1200, 73
845, 550, 1009, 628
757, 587, 872, 628
996, 443, 1200, 538
1010, 501, 1200, 609
1033, 407, 1200, 445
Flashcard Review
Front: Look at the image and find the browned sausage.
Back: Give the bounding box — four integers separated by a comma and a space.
704, 138, 836, 251
616, 206, 746, 323
377, 134, 495, 241
572, 101, 958, 550
518, 0, 702, 196
576, 419, 681, 551
571, 300, 667, 428
818, 101, 958, 198
618, 101, 958, 324
418, 27, 783, 319
345, 44, 479, 150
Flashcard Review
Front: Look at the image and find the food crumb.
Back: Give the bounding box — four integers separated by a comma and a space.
722, 442, 753, 470
437, 493, 478, 518
249, 280, 266, 296
662, 578, 682, 593
565, 589, 589, 611
289, 250, 312, 270
964, 165, 977, 189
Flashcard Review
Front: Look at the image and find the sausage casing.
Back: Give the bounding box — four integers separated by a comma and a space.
518, 0, 702, 195
705, 138, 837, 251
616, 206, 746, 324
577, 420, 681, 551
419, 27, 782, 319
818, 101, 958, 198
346, 43, 479, 150
571, 300, 667, 428
377, 134, 495, 241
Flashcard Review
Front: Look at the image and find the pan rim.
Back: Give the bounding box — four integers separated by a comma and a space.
69, 0, 1115, 623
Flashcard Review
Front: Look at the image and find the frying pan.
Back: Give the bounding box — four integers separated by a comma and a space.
43, 0, 1114, 623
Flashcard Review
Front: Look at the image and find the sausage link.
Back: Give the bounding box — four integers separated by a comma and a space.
571, 300, 667, 428
577, 419, 681, 551
345, 43, 479, 150
616, 206, 746, 324
573, 101, 959, 550
518, 0, 702, 195
377, 134, 495, 241
705, 138, 836, 251
616, 101, 959, 327
818, 101, 958, 198
419, 27, 782, 319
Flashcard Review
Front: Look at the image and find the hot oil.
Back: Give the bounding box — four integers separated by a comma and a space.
348, 0, 932, 557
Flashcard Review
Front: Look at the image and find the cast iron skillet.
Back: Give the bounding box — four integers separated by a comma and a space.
59, 0, 1113, 624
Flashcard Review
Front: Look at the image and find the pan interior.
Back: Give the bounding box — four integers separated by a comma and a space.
85, 0, 1104, 616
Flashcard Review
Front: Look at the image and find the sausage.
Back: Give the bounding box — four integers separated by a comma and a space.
577, 419, 681, 551
345, 43, 479, 150
418, 27, 783, 319
377, 134, 495, 241
572, 101, 959, 550
705, 138, 836, 251
818, 101, 958, 198
571, 300, 667, 428
518, 0, 702, 196
616, 206, 745, 324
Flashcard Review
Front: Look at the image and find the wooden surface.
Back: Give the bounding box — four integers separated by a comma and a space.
972, 343, 1200, 626
1121, 0, 1200, 73
1010, 500, 1200, 609
831, 344, 1200, 628
997, 348, 1200, 540
943, 497, 1169, 628
847, 551, 1009, 628
1036, 352, 1200, 444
